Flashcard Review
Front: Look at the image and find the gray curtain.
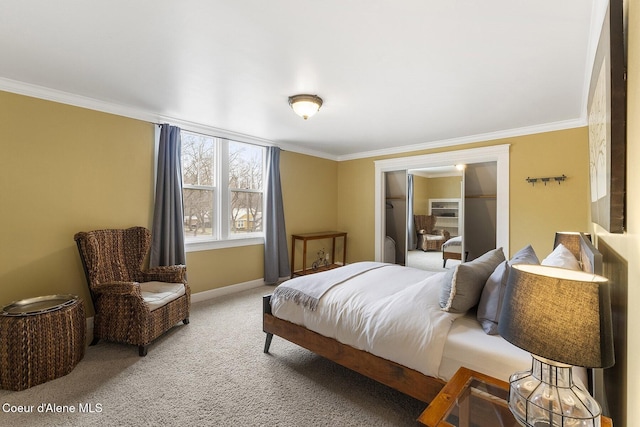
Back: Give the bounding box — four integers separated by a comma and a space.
150, 124, 187, 267
264, 146, 290, 284
407, 174, 417, 250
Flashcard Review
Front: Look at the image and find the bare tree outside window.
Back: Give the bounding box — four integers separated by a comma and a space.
181, 132, 215, 239
229, 141, 263, 235
179, 132, 265, 244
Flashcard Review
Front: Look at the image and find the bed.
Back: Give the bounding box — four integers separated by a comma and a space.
263, 232, 602, 405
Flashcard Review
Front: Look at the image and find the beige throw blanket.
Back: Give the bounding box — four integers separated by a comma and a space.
272, 262, 388, 311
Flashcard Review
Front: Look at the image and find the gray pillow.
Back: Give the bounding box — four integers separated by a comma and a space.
477, 244, 540, 334
440, 248, 506, 313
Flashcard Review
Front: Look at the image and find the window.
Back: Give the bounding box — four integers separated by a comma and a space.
180, 130, 265, 250
228, 140, 264, 236
182, 132, 216, 241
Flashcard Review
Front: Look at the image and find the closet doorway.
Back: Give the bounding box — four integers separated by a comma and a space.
406, 166, 464, 271
374, 145, 510, 266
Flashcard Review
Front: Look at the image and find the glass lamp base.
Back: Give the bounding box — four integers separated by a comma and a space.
508, 355, 602, 427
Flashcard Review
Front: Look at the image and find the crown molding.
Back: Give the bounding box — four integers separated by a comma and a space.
0, 77, 278, 147
1, 76, 585, 163
337, 118, 586, 162
0, 76, 154, 122
0, 76, 344, 158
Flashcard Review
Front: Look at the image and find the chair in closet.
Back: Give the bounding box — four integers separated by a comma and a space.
414, 214, 450, 252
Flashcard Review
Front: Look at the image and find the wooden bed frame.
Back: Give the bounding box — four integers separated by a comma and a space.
263, 295, 446, 403
263, 232, 618, 411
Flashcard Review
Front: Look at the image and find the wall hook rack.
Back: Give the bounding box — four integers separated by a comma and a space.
526, 174, 566, 186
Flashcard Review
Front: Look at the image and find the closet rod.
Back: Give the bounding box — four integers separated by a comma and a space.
465, 195, 496, 199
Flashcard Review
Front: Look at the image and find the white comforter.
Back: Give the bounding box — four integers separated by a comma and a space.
271, 262, 463, 378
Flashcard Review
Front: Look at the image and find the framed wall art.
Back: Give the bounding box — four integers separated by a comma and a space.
587, 0, 627, 233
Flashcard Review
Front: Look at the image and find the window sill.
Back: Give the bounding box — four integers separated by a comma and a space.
185, 236, 264, 253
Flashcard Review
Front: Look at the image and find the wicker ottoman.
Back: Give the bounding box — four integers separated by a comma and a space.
0, 295, 85, 391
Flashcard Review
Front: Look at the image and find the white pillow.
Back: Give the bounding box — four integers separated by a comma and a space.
541, 243, 580, 270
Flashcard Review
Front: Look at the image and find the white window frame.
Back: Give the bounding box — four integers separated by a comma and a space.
154, 128, 266, 253
221, 138, 265, 241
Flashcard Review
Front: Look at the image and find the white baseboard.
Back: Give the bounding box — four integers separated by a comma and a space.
84, 278, 270, 344
190, 278, 267, 303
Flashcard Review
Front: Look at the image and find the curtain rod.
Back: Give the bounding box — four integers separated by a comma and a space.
153, 122, 281, 150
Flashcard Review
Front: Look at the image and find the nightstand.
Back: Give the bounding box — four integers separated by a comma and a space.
417, 367, 613, 427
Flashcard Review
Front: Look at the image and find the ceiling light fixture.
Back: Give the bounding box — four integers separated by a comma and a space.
288, 94, 323, 120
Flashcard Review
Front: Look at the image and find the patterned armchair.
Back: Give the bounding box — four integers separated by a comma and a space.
74, 227, 190, 356
414, 214, 450, 252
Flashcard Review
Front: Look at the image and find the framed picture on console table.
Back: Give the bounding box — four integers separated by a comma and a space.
587, 0, 627, 233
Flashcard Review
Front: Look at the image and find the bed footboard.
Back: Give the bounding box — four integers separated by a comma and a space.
262, 293, 445, 403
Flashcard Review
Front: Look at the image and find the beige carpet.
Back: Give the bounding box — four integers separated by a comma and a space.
0, 287, 426, 426
406, 249, 459, 272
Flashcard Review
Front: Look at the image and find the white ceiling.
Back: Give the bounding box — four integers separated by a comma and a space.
0, 0, 606, 160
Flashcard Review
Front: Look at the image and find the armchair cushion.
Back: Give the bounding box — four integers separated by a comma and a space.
423, 234, 446, 241
139, 281, 187, 312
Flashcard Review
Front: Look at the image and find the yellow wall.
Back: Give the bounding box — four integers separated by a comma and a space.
413, 176, 429, 215
509, 128, 591, 255
336, 127, 590, 263
0, 90, 591, 304
0, 91, 155, 310
280, 151, 339, 269
412, 175, 461, 215
185, 244, 264, 292
426, 176, 462, 200
0, 91, 339, 313
336, 155, 372, 262
280, 151, 338, 235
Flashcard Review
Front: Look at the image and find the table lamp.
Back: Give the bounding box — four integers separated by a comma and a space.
498, 264, 614, 427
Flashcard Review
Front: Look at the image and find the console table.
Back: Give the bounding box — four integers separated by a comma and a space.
290, 231, 347, 277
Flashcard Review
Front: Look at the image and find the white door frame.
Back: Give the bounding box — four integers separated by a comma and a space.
374, 144, 510, 261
